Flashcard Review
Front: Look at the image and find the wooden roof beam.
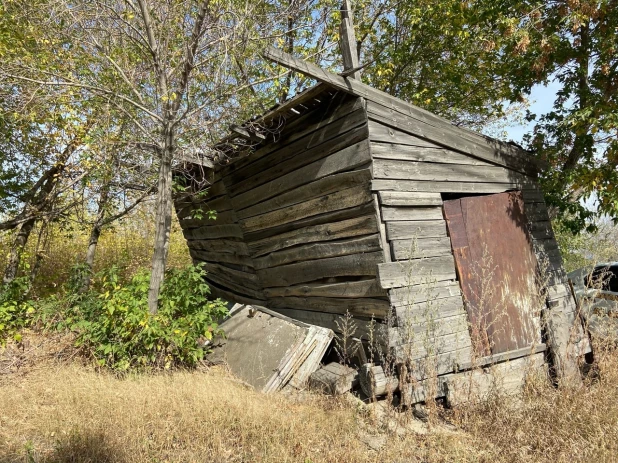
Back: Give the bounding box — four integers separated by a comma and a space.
340, 0, 360, 79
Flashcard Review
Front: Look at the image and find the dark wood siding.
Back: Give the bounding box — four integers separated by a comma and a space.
176, 92, 388, 325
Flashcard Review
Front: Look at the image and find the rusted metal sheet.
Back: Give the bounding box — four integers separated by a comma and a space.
443, 191, 542, 356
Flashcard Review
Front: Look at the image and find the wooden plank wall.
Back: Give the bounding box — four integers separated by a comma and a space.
367, 111, 587, 375
175, 171, 268, 306
521, 190, 591, 376
177, 93, 390, 329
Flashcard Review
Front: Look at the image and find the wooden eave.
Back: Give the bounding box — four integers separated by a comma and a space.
213, 84, 341, 165
262, 47, 547, 177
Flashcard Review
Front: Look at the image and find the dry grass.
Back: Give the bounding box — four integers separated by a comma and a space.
2, 335, 618, 463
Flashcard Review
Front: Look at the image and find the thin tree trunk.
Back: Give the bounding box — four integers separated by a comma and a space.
29, 216, 51, 288
80, 179, 112, 292
81, 224, 102, 292
147, 128, 175, 314
3, 218, 36, 285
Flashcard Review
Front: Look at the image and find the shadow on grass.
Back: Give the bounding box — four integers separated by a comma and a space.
0, 431, 128, 463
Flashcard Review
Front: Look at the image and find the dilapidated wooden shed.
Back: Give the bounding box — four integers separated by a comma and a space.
174, 45, 590, 400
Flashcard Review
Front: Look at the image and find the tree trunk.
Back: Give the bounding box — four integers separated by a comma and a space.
30, 217, 50, 288
3, 218, 36, 285
81, 224, 102, 292
147, 128, 175, 314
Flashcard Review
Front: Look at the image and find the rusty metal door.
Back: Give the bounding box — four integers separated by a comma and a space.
443, 191, 541, 356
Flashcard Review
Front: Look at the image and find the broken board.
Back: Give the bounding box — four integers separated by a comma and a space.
209, 305, 334, 393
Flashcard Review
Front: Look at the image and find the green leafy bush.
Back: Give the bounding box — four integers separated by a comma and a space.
0, 277, 35, 344
70, 264, 228, 371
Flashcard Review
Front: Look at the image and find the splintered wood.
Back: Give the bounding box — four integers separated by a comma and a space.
210, 305, 333, 393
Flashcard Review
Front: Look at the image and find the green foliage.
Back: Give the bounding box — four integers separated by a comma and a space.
0, 277, 34, 344
55, 266, 227, 371
68, 264, 228, 371
0, 261, 228, 371
555, 219, 618, 273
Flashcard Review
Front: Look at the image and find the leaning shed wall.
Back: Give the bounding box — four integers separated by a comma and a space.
175, 88, 390, 337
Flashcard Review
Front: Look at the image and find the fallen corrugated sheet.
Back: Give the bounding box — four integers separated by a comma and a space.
209, 305, 334, 393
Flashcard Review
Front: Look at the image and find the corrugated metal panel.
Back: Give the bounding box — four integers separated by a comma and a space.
444, 191, 542, 356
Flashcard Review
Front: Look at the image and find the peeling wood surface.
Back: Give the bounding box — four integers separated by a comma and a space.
443, 191, 542, 356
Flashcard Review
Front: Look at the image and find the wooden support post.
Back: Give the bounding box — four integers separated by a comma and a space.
340, 0, 360, 79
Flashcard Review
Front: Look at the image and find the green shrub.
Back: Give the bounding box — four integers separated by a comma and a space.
69, 264, 229, 371
0, 277, 35, 344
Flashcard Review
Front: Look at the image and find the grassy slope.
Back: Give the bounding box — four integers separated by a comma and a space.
1, 335, 618, 463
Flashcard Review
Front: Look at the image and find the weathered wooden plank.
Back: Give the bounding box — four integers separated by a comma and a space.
257, 251, 383, 287
237, 168, 371, 220
225, 123, 369, 207
398, 347, 474, 378
340, 0, 361, 78
189, 249, 254, 268
216, 83, 330, 147
269, 296, 390, 318
372, 179, 528, 194
443, 353, 546, 406
268, 307, 388, 342
368, 121, 440, 147
244, 198, 376, 243
524, 203, 551, 222
389, 314, 469, 347
529, 221, 555, 240
224, 109, 368, 196
183, 224, 244, 240
373, 158, 528, 184
393, 331, 473, 361
378, 255, 457, 289
264, 279, 386, 299
394, 294, 466, 324
390, 237, 453, 261
179, 209, 238, 228
521, 188, 545, 203
205, 273, 266, 301
457, 343, 547, 371
247, 214, 378, 257
187, 239, 249, 255
175, 194, 234, 220
370, 139, 494, 165
359, 364, 399, 398
207, 281, 266, 305
309, 362, 357, 395
378, 191, 443, 207
367, 102, 539, 176
381, 206, 443, 222
385, 220, 447, 240
261, 47, 545, 174
203, 262, 263, 291
254, 235, 381, 270
372, 193, 391, 263
389, 281, 462, 307
533, 237, 560, 253
240, 184, 372, 233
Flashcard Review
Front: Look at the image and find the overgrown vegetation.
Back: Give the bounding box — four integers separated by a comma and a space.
0, 221, 229, 370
